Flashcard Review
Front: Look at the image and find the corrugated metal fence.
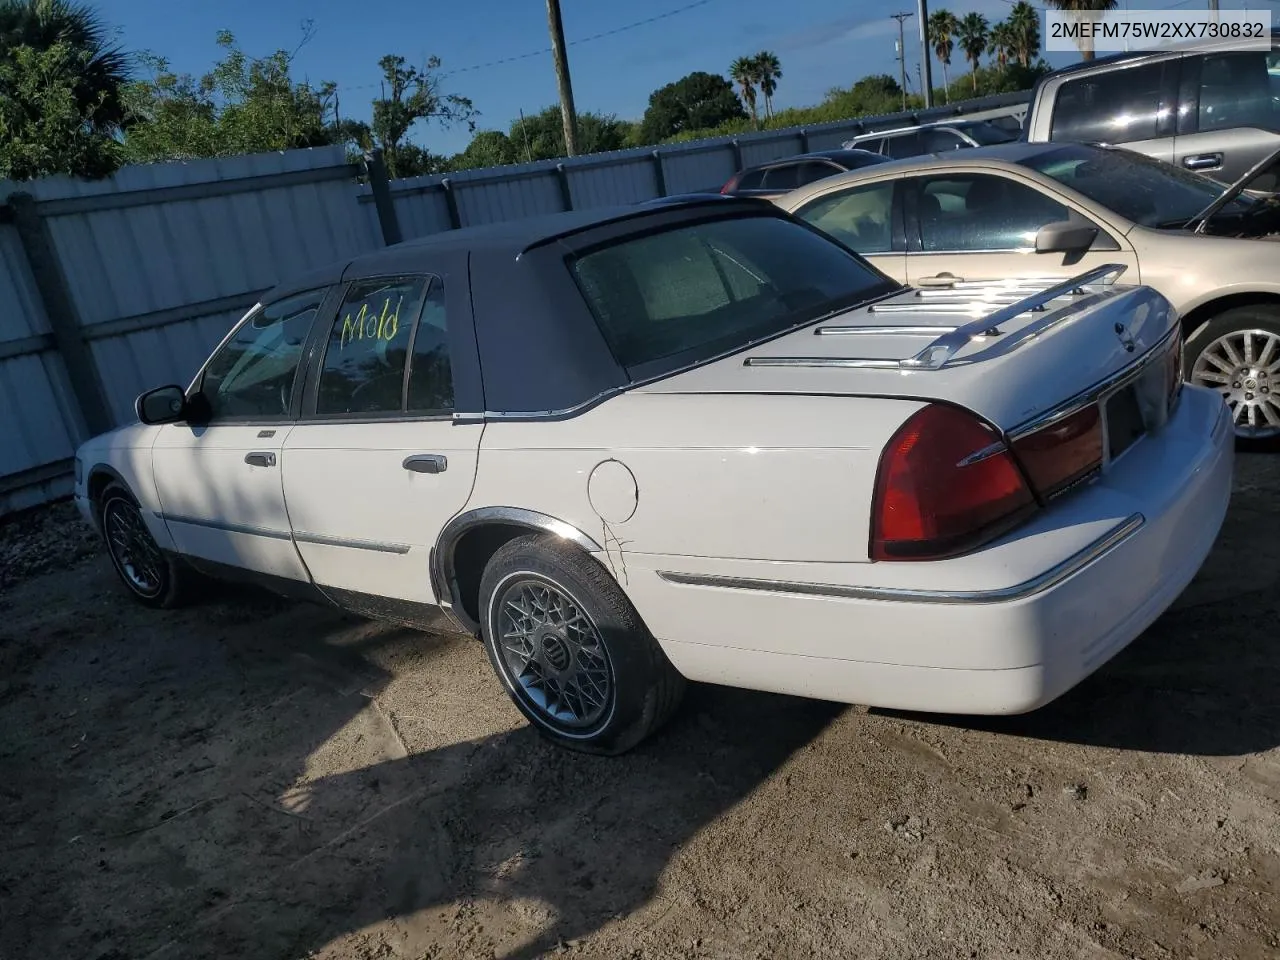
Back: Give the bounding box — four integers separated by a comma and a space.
0, 90, 1029, 516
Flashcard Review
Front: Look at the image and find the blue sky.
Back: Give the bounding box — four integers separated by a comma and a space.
103, 0, 1225, 155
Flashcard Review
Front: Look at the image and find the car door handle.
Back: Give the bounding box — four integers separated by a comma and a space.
917, 273, 963, 287
403, 454, 447, 474
244, 452, 277, 468
1183, 153, 1223, 171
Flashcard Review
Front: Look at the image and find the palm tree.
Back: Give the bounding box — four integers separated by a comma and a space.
957, 12, 989, 93
752, 51, 782, 121
1044, 1, 1118, 62
927, 9, 959, 104
729, 56, 758, 127
989, 20, 1015, 72
1007, 1, 1040, 68
0, 0, 131, 135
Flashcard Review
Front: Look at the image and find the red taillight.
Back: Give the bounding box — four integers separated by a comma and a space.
1011, 404, 1103, 501
871, 404, 1037, 561
720, 177, 736, 194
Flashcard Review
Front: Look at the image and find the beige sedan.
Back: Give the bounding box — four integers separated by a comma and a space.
775, 141, 1280, 440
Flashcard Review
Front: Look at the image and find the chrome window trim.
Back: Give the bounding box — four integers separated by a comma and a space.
656, 513, 1145, 605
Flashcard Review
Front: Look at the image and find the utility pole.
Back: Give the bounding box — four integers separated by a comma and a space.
917, 0, 933, 108
891, 12, 914, 113
546, 0, 580, 157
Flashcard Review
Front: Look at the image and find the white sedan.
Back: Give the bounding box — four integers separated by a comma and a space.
73, 199, 1232, 754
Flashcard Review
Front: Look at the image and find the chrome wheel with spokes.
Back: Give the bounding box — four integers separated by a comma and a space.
478, 532, 686, 755
103, 495, 165, 598
494, 575, 614, 730
1191, 327, 1280, 439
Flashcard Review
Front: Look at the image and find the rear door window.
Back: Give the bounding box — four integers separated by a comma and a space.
794, 162, 841, 187
761, 164, 801, 190
1196, 50, 1280, 133
1050, 62, 1169, 143
920, 128, 968, 153
885, 132, 922, 158
315, 277, 429, 415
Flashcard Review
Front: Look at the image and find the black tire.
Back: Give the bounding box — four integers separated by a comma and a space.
478, 533, 686, 756
99, 482, 195, 609
1184, 305, 1280, 450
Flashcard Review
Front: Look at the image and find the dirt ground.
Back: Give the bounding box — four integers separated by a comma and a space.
1, 457, 1277, 960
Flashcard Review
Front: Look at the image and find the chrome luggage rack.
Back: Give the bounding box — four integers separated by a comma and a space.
744, 263, 1128, 371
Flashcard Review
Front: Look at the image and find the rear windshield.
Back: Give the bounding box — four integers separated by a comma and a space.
569, 215, 898, 372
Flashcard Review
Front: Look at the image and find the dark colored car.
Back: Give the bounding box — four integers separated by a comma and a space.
718, 149, 891, 200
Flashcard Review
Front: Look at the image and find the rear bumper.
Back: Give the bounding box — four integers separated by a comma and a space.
626, 386, 1233, 714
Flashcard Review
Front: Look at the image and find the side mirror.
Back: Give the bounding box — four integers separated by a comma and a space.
135, 385, 189, 425
1035, 220, 1099, 255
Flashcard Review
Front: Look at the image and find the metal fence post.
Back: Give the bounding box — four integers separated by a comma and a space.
730, 139, 744, 172
7, 192, 112, 435
440, 179, 463, 229
651, 150, 669, 197
363, 148, 402, 246
554, 163, 574, 211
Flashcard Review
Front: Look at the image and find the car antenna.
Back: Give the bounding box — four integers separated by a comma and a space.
1183, 143, 1280, 234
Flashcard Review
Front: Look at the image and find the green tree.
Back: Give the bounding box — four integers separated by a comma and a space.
729, 57, 758, 127
1007, 1, 1040, 68
0, 41, 122, 179
507, 105, 630, 161
752, 50, 782, 120
927, 9, 959, 104
989, 20, 1015, 72
640, 71, 746, 143
1044, 1, 1117, 62
353, 54, 476, 179
121, 29, 340, 162
0, 0, 131, 179
957, 12, 990, 92
455, 129, 518, 169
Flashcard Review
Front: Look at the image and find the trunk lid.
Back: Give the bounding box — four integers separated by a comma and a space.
637, 265, 1180, 435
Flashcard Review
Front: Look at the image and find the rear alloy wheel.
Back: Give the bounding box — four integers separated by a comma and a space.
100, 483, 193, 608
1186, 307, 1280, 444
478, 533, 685, 755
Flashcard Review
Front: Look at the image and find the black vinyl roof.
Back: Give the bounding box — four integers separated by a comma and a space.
260, 197, 809, 417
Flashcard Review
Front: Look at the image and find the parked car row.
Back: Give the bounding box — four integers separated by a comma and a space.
73, 38, 1264, 756
773, 141, 1280, 440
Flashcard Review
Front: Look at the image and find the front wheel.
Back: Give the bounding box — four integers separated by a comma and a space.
1185, 306, 1280, 446
478, 533, 685, 755
100, 483, 194, 608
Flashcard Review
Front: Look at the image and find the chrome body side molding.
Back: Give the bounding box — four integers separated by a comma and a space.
656, 513, 1145, 606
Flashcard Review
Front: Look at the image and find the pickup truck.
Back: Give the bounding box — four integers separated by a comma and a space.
1024, 31, 1280, 190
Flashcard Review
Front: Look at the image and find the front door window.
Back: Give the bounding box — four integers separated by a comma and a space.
199, 290, 323, 420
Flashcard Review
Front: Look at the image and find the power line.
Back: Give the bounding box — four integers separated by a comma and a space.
333, 0, 717, 94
